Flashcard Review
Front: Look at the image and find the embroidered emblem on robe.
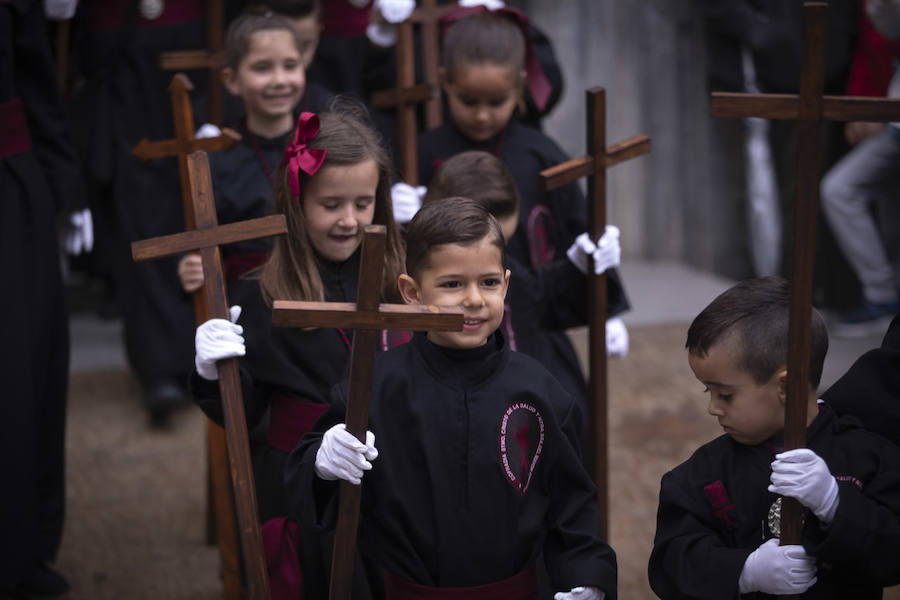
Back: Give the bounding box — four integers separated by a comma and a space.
500, 403, 545, 494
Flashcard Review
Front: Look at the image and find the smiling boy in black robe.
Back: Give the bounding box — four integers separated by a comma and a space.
286, 198, 617, 600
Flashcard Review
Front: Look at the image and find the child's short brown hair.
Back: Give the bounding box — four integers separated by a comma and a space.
404, 197, 506, 281
441, 12, 525, 85
224, 13, 305, 70
686, 276, 829, 389
422, 151, 519, 221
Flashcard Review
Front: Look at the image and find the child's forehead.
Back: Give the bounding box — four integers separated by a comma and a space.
422, 239, 504, 272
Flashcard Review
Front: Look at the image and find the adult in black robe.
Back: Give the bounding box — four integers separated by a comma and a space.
287, 331, 618, 600
0, 0, 84, 594
822, 313, 900, 447
649, 404, 900, 599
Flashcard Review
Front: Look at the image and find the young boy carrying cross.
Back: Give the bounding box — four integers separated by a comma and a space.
285, 197, 617, 599
649, 277, 900, 599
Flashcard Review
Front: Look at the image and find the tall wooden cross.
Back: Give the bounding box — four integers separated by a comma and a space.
539, 87, 651, 528
132, 71, 243, 596
408, 0, 458, 129
370, 20, 439, 184
133, 151, 287, 599
159, 0, 226, 125
272, 226, 464, 600
710, 2, 900, 549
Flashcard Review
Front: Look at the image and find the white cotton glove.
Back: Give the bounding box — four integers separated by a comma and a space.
769, 448, 840, 524
391, 182, 426, 224
374, 0, 415, 23
194, 306, 244, 381
554, 586, 604, 600
44, 0, 78, 19
366, 22, 398, 47
567, 226, 621, 275
195, 123, 222, 139
314, 424, 379, 485
65, 208, 94, 255
459, 0, 506, 7
606, 317, 628, 358
738, 538, 817, 595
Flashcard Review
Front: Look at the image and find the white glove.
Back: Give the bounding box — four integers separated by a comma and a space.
738, 538, 817, 595
314, 424, 379, 485
769, 448, 840, 524
195, 306, 244, 381
195, 123, 222, 139
391, 182, 426, 224
44, 0, 78, 19
567, 226, 621, 275
606, 317, 628, 358
366, 22, 398, 47
65, 208, 94, 255
554, 586, 604, 600
374, 0, 415, 23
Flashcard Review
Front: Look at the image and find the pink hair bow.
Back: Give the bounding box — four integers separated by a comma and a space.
280, 112, 328, 198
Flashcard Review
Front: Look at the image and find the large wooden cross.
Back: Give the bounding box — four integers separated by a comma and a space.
539, 87, 651, 528
133, 151, 287, 599
158, 0, 226, 124
710, 2, 900, 549
132, 71, 243, 597
272, 226, 464, 600
408, 0, 458, 129
370, 20, 438, 184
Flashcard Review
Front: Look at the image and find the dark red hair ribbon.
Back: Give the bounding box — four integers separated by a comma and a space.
280, 112, 328, 198
440, 5, 552, 112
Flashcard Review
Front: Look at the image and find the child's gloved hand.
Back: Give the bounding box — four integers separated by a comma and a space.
738, 538, 817, 595
567, 226, 621, 275
195, 306, 244, 381
606, 317, 628, 358
366, 0, 415, 47
391, 182, 426, 224
769, 448, 840, 524
195, 123, 222, 139
178, 253, 204, 293
64, 208, 94, 255
315, 424, 379, 485
554, 586, 605, 600
374, 0, 415, 23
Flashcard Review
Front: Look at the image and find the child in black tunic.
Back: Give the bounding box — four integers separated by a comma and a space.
287, 198, 617, 600
649, 277, 900, 599
189, 108, 405, 594
178, 12, 332, 293
421, 151, 630, 425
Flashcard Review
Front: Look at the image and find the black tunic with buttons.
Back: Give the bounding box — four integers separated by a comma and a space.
649, 404, 900, 599
286, 331, 618, 600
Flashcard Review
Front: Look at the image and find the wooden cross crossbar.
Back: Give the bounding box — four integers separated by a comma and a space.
271, 226, 464, 600
132, 151, 286, 599
370, 21, 438, 185
709, 2, 900, 552
158, 0, 226, 124
539, 87, 651, 529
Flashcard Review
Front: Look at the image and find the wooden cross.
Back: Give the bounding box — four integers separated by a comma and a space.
271, 226, 464, 600
710, 2, 900, 549
409, 0, 458, 129
539, 87, 651, 528
370, 20, 439, 184
158, 0, 226, 125
132, 151, 287, 599
132, 71, 243, 596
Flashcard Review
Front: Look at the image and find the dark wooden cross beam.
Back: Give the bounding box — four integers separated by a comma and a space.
132, 71, 242, 596
159, 0, 226, 125
710, 2, 900, 550
539, 87, 650, 528
370, 20, 438, 184
133, 151, 287, 599
409, 0, 458, 129
272, 226, 464, 600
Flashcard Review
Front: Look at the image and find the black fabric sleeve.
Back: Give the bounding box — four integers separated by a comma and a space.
648, 471, 751, 600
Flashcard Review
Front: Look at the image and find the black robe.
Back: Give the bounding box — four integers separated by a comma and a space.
649, 404, 900, 599
286, 332, 618, 600
0, 0, 83, 585
822, 313, 900, 447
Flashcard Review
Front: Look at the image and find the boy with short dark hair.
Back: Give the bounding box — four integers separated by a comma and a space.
649, 277, 900, 599
286, 197, 617, 600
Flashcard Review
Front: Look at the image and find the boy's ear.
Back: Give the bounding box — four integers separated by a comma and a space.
221, 68, 239, 96
776, 367, 788, 405
398, 274, 422, 305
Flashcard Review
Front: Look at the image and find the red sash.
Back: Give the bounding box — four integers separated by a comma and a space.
262, 517, 303, 600
0, 98, 31, 158
266, 392, 329, 454
224, 252, 269, 284
384, 563, 539, 600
